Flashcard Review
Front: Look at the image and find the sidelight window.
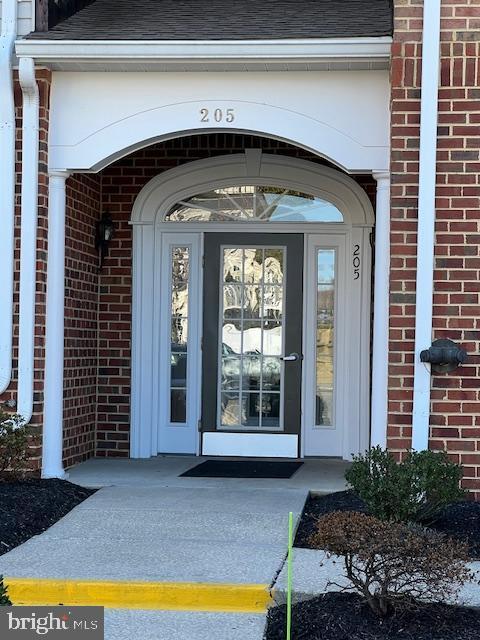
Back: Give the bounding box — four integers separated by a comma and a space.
169, 246, 190, 423
315, 249, 335, 426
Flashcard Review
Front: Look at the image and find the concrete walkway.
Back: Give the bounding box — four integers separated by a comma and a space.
104, 610, 267, 640
0, 457, 349, 638
0, 485, 306, 584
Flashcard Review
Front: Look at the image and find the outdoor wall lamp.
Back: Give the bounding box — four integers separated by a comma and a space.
420, 339, 467, 373
96, 210, 115, 268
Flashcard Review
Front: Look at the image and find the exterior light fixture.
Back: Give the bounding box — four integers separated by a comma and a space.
96, 210, 114, 268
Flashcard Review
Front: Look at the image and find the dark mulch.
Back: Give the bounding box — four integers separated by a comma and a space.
0, 479, 95, 556
294, 490, 480, 558
432, 501, 480, 558
294, 490, 366, 548
265, 592, 480, 640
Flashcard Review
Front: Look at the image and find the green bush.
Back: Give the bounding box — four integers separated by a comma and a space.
0, 411, 32, 479
0, 576, 11, 606
310, 511, 474, 617
345, 446, 465, 524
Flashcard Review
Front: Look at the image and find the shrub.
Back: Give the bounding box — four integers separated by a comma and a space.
345, 446, 465, 524
310, 511, 474, 617
0, 576, 11, 606
0, 412, 32, 479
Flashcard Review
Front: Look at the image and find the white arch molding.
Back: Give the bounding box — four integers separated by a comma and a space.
131, 153, 375, 226
48, 100, 389, 174
130, 153, 381, 459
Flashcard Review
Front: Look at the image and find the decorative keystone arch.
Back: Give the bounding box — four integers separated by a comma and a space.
130, 153, 375, 228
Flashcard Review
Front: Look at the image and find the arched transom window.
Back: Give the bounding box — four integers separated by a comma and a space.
165, 186, 343, 223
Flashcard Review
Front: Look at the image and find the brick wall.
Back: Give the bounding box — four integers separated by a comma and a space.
97, 133, 376, 457
0, 72, 101, 471
0, 71, 52, 471
63, 173, 101, 467
390, 0, 480, 495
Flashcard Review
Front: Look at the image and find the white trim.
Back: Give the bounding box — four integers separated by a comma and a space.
130, 154, 375, 458
17, 57, 39, 422
131, 154, 375, 227
130, 226, 156, 458
303, 235, 347, 457
15, 37, 392, 67
412, 0, 441, 452
0, 0, 17, 392
359, 226, 373, 453
202, 432, 298, 458
371, 172, 391, 449
42, 171, 69, 479
157, 234, 201, 454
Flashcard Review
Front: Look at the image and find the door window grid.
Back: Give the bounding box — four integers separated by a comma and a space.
315, 249, 335, 426
170, 246, 189, 423
219, 247, 285, 431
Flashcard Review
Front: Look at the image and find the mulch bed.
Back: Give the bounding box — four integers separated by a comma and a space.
0, 479, 95, 556
294, 490, 480, 559
265, 592, 480, 640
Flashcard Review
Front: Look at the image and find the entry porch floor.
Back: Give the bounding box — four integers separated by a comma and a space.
68, 455, 350, 492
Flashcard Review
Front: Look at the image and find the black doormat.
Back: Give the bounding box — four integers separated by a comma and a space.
180, 460, 303, 479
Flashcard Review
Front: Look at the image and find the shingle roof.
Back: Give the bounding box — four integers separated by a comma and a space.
27, 0, 393, 41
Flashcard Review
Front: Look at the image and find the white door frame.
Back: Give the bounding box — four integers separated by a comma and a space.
130, 153, 374, 459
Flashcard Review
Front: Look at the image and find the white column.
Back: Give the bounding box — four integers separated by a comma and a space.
371, 172, 391, 449
412, 0, 441, 451
42, 171, 69, 479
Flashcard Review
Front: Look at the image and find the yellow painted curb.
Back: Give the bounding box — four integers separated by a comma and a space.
5, 577, 273, 613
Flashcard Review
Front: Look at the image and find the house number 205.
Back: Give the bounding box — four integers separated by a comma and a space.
353, 244, 361, 280
200, 108, 235, 123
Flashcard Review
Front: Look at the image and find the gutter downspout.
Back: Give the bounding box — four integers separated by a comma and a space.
17, 57, 39, 422
411, 0, 442, 451
0, 0, 17, 393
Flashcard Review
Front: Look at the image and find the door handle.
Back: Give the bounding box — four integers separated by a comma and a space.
281, 352, 302, 362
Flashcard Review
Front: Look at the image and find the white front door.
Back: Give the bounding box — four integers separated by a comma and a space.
156, 230, 369, 459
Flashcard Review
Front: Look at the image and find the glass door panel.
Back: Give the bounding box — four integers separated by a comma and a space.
220, 248, 285, 430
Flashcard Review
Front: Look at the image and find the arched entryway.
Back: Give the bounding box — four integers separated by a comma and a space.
130, 151, 374, 460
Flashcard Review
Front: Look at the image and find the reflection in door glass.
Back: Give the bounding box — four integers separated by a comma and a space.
316, 250, 335, 426
220, 247, 284, 430
170, 247, 189, 423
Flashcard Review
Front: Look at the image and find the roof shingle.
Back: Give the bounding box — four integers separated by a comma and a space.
27, 0, 393, 41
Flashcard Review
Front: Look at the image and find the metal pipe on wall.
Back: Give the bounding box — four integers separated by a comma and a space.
412, 0, 442, 451
0, 0, 18, 393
